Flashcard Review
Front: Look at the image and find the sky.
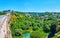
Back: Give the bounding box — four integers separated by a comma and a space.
0, 0, 60, 12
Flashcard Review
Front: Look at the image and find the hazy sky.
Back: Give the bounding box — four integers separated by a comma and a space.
0, 0, 60, 12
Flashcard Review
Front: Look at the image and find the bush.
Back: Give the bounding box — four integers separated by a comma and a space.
21, 25, 29, 30
15, 31, 21, 36
37, 23, 40, 27
43, 25, 50, 33
32, 26, 38, 31
30, 32, 41, 38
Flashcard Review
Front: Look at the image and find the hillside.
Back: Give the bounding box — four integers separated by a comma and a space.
9, 12, 60, 38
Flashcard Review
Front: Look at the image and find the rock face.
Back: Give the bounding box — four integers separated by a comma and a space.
0, 13, 12, 38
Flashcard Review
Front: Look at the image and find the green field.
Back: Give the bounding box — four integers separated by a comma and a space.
10, 12, 60, 38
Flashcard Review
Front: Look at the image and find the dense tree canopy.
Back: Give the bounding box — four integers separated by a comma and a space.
9, 12, 60, 38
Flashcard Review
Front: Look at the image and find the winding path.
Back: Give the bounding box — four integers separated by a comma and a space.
0, 13, 12, 38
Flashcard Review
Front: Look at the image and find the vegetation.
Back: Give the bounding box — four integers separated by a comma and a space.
0, 12, 6, 15
10, 12, 60, 38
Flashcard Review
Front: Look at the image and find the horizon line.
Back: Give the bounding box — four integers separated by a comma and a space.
0, 10, 60, 12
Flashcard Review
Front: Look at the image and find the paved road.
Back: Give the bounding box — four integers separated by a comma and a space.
0, 13, 12, 38
0, 15, 6, 24
0, 15, 7, 38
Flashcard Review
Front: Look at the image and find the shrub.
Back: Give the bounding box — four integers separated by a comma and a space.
30, 32, 41, 38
